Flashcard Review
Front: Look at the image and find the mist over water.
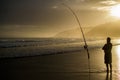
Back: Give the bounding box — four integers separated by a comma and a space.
0, 38, 102, 58
1, 37, 119, 58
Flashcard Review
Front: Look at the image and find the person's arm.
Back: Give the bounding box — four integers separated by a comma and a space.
102, 44, 106, 50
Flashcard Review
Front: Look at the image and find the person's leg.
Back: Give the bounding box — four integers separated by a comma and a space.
106, 64, 109, 72
110, 63, 112, 72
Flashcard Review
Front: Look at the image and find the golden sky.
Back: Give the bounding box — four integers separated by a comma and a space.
1, 0, 120, 37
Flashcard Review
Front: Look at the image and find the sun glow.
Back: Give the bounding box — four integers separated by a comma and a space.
116, 46, 120, 55
110, 4, 120, 18
113, 39, 120, 59
116, 45, 120, 74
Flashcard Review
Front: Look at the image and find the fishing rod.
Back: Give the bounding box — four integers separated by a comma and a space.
62, 3, 90, 80
62, 3, 90, 59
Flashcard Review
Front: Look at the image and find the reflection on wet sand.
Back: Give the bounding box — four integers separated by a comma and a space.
115, 45, 120, 80
106, 72, 112, 80
116, 45, 120, 64
112, 40, 120, 80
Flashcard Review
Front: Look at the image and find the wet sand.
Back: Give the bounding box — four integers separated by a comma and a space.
0, 46, 120, 80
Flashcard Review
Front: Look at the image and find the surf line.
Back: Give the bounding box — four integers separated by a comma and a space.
62, 3, 91, 80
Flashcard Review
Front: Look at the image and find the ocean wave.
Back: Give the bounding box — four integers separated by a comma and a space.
0, 38, 105, 58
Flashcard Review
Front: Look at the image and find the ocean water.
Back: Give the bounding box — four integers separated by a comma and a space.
0, 38, 119, 58
1, 38, 120, 80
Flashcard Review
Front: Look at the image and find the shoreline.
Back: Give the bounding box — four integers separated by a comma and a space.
0, 46, 120, 80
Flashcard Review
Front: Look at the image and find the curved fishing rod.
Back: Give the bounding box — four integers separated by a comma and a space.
62, 3, 90, 59
62, 3, 91, 80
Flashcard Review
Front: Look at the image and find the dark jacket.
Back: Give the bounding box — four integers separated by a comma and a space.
102, 43, 112, 64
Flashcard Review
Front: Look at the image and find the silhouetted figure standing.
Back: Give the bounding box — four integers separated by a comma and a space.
102, 37, 112, 72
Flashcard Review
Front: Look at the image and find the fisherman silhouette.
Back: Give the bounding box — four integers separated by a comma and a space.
102, 37, 112, 72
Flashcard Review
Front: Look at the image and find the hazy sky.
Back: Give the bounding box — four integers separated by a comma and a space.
1, 0, 120, 37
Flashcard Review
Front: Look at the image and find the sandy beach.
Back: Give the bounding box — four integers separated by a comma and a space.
0, 46, 120, 80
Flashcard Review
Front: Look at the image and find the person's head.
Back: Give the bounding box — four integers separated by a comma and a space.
107, 37, 111, 43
